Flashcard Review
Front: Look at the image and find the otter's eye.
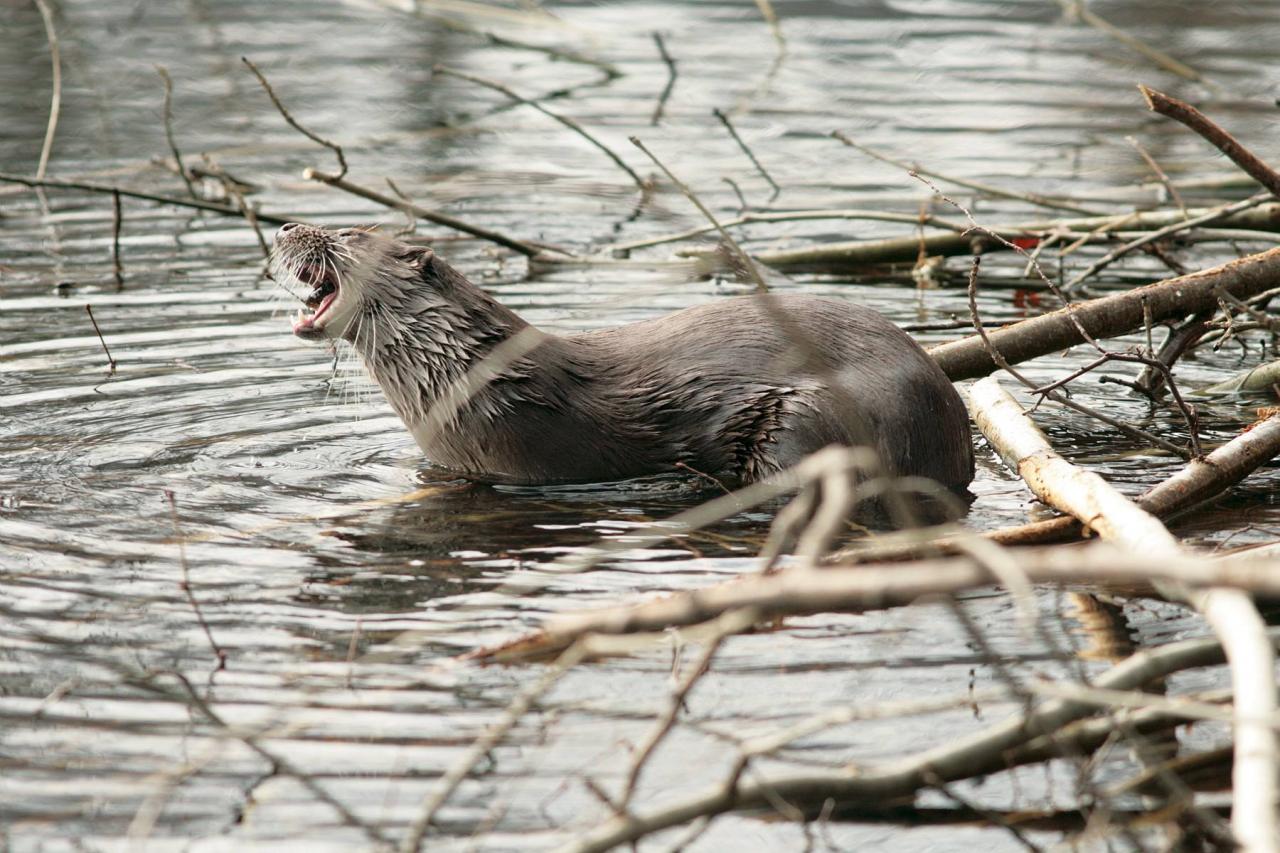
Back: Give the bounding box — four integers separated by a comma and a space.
336, 228, 356, 238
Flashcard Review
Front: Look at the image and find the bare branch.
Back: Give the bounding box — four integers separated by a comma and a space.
302, 168, 551, 258
629, 136, 768, 291
434, 65, 645, 190
155, 66, 198, 199
241, 55, 348, 179
0, 171, 295, 224
713, 108, 779, 199
33, 0, 60, 179
650, 33, 678, 125
1141, 85, 1280, 198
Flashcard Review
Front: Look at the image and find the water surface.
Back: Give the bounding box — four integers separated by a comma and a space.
3, 0, 1280, 848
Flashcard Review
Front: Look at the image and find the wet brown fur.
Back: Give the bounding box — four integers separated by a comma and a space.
273, 226, 974, 489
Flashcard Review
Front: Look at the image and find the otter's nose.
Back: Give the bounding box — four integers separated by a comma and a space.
278, 222, 301, 233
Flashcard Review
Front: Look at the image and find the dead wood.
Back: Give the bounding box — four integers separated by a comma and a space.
968, 377, 1279, 850
556, 630, 1274, 853
470, 545, 1280, 663
303, 168, 553, 258
0, 171, 295, 224
1141, 86, 1280, 199
928, 246, 1280, 381
685, 203, 1280, 272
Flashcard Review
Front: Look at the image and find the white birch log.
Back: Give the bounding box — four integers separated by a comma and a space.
968, 376, 1279, 852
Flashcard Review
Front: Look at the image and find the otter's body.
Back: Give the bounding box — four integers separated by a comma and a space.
273, 225, 973, 489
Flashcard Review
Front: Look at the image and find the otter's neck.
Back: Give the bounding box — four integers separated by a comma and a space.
347, 256, 536, 429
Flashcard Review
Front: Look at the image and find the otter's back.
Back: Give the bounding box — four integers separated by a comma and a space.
570, 294, 974, 488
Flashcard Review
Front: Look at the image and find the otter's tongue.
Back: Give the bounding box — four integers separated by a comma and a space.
292, 277, 337, 337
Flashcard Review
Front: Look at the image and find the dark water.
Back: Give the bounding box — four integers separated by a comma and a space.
3, 0, 1280, 849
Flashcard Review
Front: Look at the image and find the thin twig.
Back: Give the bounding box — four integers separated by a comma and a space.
155, 66, 198, 199
399, 639, 591, 852
158, 670, 385, 845
629, 136, 768, 291
479, 30, 621, 79
164, 490, 227, 673
753, 0, 786, 55
721, 177, 748, 214
384, 177, 418, 236
302, 168, 549, 257
33, 0, 60, 179
435, 65, 645, 190
363, 0, 621, 78
832, 130, 1102, 216
1064, 192, 1270, 291
1217, 285, 1280, 331
0, 171, 294, 224
1126, 135, 1186, 217
1028, 348, 1203, 457
242, 56, 347, 179
201, 154, 268, 256
917, 171, 1107, 350
713, 108, 779, 199
965, 257, 1192, 459
619, 612, 753, 811
1062, 2, 1216, 91
111, 190, 123, 289
673, 461, 731, 495
650, 33, 678, 126
84, 305, 117, 374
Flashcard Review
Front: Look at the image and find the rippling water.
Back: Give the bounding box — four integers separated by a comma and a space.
3, 0, 1280, 848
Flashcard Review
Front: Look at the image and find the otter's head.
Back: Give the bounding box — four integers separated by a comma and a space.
270, 223, 430, 343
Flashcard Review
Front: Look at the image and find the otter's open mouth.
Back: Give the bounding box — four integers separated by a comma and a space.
291, 264, 339, 338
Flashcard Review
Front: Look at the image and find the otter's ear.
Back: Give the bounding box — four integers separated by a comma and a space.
398, 245, 436, 269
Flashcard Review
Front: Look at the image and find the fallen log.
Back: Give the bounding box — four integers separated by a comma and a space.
1206, 359, 1280, 395
929, 246, 1280, 381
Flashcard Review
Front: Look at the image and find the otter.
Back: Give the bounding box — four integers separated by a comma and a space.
272, 223, 973, 489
